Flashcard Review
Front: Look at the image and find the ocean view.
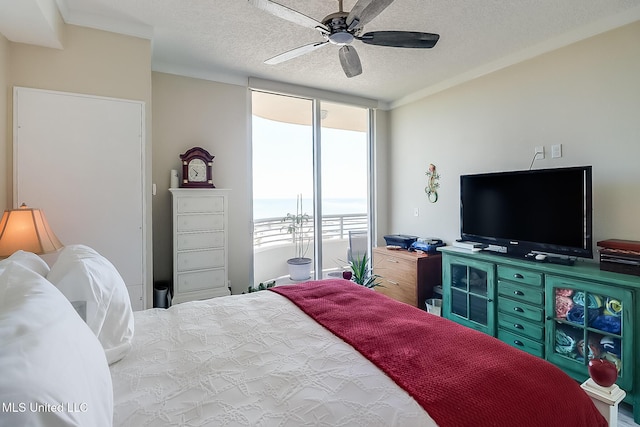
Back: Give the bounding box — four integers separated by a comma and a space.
253, 198, 367, 220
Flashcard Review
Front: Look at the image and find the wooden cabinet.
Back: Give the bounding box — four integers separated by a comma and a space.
372, 247, 441, 308
439, 246, 640, 423
170, 188, 230, 304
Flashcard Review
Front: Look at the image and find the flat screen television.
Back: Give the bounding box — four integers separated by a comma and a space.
460, 166, 593, 260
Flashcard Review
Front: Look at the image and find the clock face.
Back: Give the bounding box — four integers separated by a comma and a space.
188, 159, 207, 182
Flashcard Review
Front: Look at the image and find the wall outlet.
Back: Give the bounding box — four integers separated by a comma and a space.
534, 146, 545, 160
414, 208, 419, 217
551, 144, 562, 158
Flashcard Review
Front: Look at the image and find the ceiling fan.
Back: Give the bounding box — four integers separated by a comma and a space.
248, 0, 440, 78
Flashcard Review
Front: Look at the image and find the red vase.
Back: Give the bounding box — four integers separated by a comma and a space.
588, 358, 618, 387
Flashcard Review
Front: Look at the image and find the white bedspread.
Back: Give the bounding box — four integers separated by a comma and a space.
110, 291, 436, 426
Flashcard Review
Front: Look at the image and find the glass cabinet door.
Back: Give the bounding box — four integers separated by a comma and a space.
546, 275, 633, 390
443, 256, 495, 335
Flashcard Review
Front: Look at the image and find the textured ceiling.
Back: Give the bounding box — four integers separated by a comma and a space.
21, 0, 640, 106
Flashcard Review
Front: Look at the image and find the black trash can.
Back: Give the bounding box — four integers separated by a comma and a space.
153, 281, 171, 308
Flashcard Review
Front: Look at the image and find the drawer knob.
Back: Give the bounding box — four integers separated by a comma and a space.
514, 323, 524, 330
514, 273, 524, 279
513, 307, 524, 313
513, 290, 524, 296
513, 340, 524, 347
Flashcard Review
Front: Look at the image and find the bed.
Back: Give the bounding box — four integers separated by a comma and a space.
0, 246, 608, 427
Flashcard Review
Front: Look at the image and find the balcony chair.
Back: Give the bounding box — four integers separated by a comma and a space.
347, 230, 368, 263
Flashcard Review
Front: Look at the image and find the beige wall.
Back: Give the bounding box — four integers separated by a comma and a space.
4, 18, 637, 298
5, 24, 154, 302
152, 72, 252, 293
1, 34, 8, 209
388, 22, 640, 257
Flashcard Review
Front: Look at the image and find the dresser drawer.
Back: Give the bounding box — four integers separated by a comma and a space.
376, 280, 416, 306
375, 255, 416, 283
176, 268, 227, 293
498, 329, 544, 358
498, 313, 544, 341
177, 231, 224, 251
497, 265, 542, 287
498, 281, 544, 305
177, 214, 224, 232
498, 296, 544, 323
177, 196, 224, 213
177, 249, 225, 272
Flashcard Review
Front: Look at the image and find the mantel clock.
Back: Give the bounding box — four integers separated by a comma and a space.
180, 147, 215, 188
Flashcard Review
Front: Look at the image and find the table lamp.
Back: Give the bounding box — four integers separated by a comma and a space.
0, 203, 63, 258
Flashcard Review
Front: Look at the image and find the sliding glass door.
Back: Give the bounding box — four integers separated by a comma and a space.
251, 91, 371, 286
319, 102, 370, 276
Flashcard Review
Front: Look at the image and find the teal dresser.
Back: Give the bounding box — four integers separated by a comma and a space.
439, 246, 640, 423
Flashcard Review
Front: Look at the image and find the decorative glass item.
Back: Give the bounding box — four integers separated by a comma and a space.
588, 358, 618, 387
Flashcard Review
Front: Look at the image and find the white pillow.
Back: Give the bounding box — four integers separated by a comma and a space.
0, 250, 50, 277
47, 245, 134, 365
0, 262, 113, 427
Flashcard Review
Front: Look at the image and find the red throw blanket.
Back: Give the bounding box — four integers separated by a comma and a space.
271, 279, 607, 427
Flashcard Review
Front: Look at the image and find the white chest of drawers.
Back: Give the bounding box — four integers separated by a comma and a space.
170, 188, 230, 303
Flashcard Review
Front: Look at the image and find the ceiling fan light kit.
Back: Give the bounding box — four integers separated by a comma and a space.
249, 0, 440, 78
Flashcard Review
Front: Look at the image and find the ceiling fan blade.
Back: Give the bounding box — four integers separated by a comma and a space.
338, 45, 362, 78
346, 0, 395, 30
358, 31, 440, 48
248, 0, 329, 33
264, 41, 329, 65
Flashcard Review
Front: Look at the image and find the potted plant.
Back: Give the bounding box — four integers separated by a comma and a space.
282, 194, 312, 280
243, 280, 276, 293
347, 252, 381, 289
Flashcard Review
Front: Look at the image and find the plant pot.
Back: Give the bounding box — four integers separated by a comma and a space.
287, 257, 312, 281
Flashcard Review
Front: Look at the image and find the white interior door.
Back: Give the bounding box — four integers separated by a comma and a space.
13, 87, 146, 308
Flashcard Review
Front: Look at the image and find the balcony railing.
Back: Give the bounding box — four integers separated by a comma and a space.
253, 213, 368, 248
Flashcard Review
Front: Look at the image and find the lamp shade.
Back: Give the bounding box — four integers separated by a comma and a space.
0, 204, 63, 257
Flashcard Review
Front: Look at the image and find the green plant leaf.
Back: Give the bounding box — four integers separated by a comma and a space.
281, 194, 312, 259
345, 252, 382, 288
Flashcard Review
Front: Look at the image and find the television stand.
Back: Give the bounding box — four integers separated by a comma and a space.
439, 246, 640, 424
